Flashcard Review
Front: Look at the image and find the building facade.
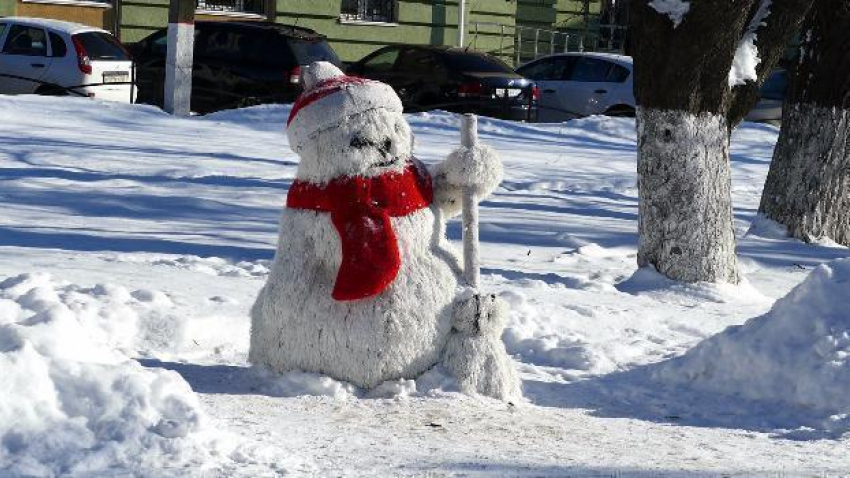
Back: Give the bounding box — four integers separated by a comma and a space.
0, 0, 606, 64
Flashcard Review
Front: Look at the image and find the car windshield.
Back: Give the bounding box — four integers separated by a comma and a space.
289, 38, 340, 66
442, 52, 513, 73
73, 32, 129, 61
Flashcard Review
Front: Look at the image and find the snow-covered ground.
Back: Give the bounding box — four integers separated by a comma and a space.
2, 95, 849, 476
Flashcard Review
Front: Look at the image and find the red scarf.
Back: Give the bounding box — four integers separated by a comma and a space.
286, 160, 434, 301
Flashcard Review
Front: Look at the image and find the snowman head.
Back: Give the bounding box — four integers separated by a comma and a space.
287, 62, 413, 183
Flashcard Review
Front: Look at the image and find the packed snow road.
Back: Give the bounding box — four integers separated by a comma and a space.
1, 96, 849, 476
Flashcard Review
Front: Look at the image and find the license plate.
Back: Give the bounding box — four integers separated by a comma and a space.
103, 71, 129, 84
494, 88, 521, 98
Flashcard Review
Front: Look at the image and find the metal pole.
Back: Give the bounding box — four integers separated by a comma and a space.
533, 29, 539, 59
458, 0, 466, 47
549, 31, 555, 55
164, 0, 194, 116
515, 27, 521, 66
499, 24, 505, 60
564, 33, 570, 53
460, 114, 480, 289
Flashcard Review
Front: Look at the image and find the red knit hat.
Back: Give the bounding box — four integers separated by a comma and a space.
286, 62, 403, 152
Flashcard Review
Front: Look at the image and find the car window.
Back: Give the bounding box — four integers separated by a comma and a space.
518, 57, 574, 81
361, 48, 400, 74
49, 32, 67, 58
607, 63, 630, 82
442, 52, 512, 73
196, 28, 250, 63
568, 57, 613, 82
760, 69, 787, 100
73, 32, 129, 61
147, 30, 169, 56
0, 24, 7, 41
288, 37, 340, 66
396, 48, 444, 75
245, 33, 295, 67
2, 25, 48, 57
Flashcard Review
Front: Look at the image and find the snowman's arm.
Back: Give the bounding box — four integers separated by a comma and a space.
430, 144, 503, 218
431, 164, 464, 218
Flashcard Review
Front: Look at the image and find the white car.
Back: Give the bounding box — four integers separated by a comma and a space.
0, 17, 135, 103
517, 52, 635, 122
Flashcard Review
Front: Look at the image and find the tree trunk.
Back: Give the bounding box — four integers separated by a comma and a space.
637, 109, 738, 282
631, 0, 812, 283
759, 0, 850, 245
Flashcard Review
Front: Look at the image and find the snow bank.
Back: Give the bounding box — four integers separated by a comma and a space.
648, 0, 690, 27
0, 273, 296, 476
142, 256, 271, 279
653, 259, 850, 416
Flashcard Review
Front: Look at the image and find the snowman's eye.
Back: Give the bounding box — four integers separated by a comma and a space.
350, 137, 370, 149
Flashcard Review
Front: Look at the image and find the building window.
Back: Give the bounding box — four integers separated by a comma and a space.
340, 0, 396, 23
196, 0, 265, 15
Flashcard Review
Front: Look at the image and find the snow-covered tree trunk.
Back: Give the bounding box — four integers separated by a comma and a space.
759, 0, 850, 245
631, 0, 813, 283
637, 109, 739, 282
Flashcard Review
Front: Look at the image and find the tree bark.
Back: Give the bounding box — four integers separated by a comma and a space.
637, 109, 738, 282
631, 0, 812, 283
759, 0, 850, 245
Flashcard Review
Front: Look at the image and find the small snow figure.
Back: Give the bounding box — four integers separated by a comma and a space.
443, 292, 522, 402
249, 61, 521, 401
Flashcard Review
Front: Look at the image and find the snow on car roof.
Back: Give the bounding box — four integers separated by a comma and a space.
2, 17, 107, 35
522, 51, 634, 68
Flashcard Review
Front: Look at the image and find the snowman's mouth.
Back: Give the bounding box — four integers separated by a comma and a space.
350, 136, 393, 156
373, 157, 400, 168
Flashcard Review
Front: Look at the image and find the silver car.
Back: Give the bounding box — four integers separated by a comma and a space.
517, 52, 635, 122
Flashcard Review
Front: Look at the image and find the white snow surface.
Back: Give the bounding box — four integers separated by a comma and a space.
648, 0, 690, 27
1, 95, 850, 475
729, 0, 772, 87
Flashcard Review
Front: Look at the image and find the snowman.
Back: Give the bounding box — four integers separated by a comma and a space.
249, 62, 521, 401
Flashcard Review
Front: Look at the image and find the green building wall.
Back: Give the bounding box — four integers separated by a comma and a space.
119, 0, 169, 42
272, 0, 518, 64
1, 0, 16, 16
116, 0, 603, 64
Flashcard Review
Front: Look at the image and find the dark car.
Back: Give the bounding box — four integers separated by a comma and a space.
745, 68, 787, 123
129, 21, 341, 114
347, 45, 537, 121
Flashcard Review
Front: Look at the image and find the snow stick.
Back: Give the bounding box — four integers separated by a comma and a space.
461, 114, 481, 289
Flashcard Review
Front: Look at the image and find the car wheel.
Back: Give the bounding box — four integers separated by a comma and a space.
604, 104, 635, 117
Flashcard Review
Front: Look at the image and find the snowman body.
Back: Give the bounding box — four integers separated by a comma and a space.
250, 201, 459, 388
249, 62, 511, 392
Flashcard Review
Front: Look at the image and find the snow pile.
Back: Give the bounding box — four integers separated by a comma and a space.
255, 368, 358, 399
653, 259, 850, 416
150, 256, 270, 278
107, 255, 270, 279
648, 0, 690, 27
0, 273, 295, 476
729, 0, 772, 87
